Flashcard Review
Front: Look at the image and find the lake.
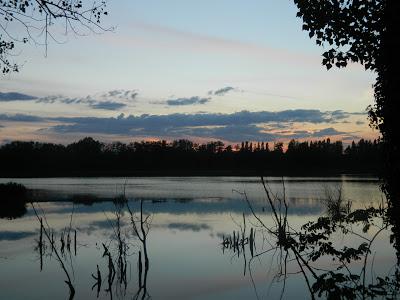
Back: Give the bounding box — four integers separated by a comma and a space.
0, 176, 396, 299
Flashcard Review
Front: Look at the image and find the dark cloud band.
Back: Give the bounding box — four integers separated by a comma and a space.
0, 109, 357, 142
0, 92, 37, 102
166, 96, 210, 106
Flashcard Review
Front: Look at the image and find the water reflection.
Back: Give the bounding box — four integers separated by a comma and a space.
29, 198, 153, 300
0, 182, 28, 219
31, 203, 76, 300
222, 177, 399, 299
0, 176, 391, 299
0, 231, 36, 241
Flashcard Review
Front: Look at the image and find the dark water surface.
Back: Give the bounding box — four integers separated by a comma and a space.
0, 176, 394, 299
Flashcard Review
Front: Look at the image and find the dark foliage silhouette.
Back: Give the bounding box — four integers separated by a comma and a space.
0, 182, 27, 219
294, 0, 400, 258
0, 137, 381, 177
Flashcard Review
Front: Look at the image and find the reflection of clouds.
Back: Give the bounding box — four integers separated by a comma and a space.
77, 218, 128, 237
167, 222, 211, 232
89, 219, 125, 229
215, 232, 228, 239
0, 231, 36, 241
33, 195, 324, 217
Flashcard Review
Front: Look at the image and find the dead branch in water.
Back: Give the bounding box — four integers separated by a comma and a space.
31, 202, 75, 300
228, 176, 396, 300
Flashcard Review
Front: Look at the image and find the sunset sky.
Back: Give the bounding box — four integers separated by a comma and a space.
0, 0, 378, 145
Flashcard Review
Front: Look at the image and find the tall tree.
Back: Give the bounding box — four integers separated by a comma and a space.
293, 0, 400, 254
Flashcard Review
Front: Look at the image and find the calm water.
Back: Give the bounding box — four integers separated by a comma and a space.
0, 176, 395, 299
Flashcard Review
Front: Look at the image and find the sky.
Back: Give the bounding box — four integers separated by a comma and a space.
0, 0, 378, 145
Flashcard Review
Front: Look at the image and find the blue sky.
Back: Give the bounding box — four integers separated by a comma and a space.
0, 0, 378, 144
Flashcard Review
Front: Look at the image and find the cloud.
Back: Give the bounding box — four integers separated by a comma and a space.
312, 127, 345, 137
109, 21, 317, 66
89, 101, 127, 110
0, 92, 37, 102
329, 110, 353, 120
35, 89, 138, 110
185, 124, 279, 141
36, 95, 92, 105
0, 113, 44, 122
46, 109, 348, 130
0, 109, 358, 142
208, 86, 235, 96
166, 96, 210, 106
39, 109, 352, 141
273, 128, 348, 140
356, 120, 365, 125
100, 89, 138, 100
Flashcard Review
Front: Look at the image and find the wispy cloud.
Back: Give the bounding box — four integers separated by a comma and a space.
107, 21, 317, 66
100, 89, 138, 100
89, 101, 127, 110
33, 89, 137, 110
36, 95, 93, 105
166, 96, 210, 106
208, 86, 235, 96
0, 92, 37, 102
0, 113, 44, 122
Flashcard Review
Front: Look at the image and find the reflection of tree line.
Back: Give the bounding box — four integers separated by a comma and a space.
33, 197, 151, 300
2, 189, 324, 220
0, 183, 28, 219
0, 137, 381, 176
223, 177, 400, 299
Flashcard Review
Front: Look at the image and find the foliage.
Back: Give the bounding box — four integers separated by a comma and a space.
294, 0, 400, 211
0, 181, 26, 195
0, 182, 27, 219
294, 1, 400, 261
294, 0, 384, 71
0, 137, 381, 176
241, 177, 397, 300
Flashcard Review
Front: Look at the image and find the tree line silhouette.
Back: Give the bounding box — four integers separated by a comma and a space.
0, 137, 381, 177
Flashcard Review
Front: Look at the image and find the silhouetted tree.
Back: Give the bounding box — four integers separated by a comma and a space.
293, 0, 399, 199
294, 0, 400, 256
0, 137, 381, 176
172, 139, 194, 152
273, 142, 284, 153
